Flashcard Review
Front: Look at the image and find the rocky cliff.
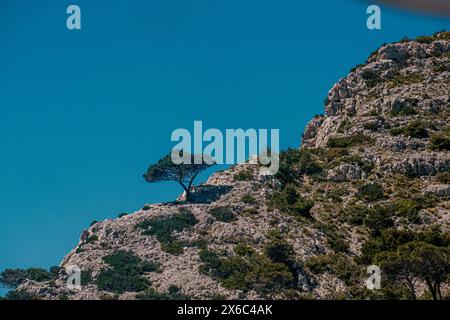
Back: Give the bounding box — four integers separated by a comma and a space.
15, 32, 450, 300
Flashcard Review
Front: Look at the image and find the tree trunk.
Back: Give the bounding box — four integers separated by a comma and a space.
185, 171, 200, 203
425, 278, 438, 300
437, 282, 442, 300
185, 189, 192, 202
176, 180, 190, 202
407, 280, 417, 300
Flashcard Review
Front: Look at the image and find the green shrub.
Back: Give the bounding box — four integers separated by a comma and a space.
85, 235, 98, 244
363, 121, 382, 131
394, 198, 420, 223
433, 63, 450, 73
357, 182, 385, 202
337, 118, 351, 133
390, 103, 418, 116
292, 198, 314, 217
141, 261, 162, 273
390, 121, 428, 138
118, 212, 128, 218
430, 132, 450, 150
350, 63, 365, 73
161, 242, 184, 255
235, 243, 255, 256
390, 73, 424, 86
0, 269, 29, 288
96, 268, 149, 294
298, 149, 323, 175
241, 194, 256, 205
95, 251, 156, 294
404, 122, 428, 138
81, 270, 93, 286
393, 195, 439, 223
398, 106, 417, 116
389, 127, 404, 136
327, 187, 350, 202
361, 69, 383, 87
102, 250, 142, 270
136, 285, 192, 300
198, 248, 296, 295
199, 249, 222, 271
363, 204, 394, 236
269, 185, 314, 218
25, 268, 54, 283
341, 204, 370, 225
436, 171, 450, 184
4, 290, 36, 300
233, 170, 253, 181
242, 207, 259, 216
318, 223, 350, 253
0, 268, 55, 289
327, 134, 371, 149
275, 148, 323, 186
400, 36, 411, 43
209, 206, 236, 222
434, 31, 450, 40
416, 35, 434, 44
306, 253, 358, 285
314, 147, 349, 164
248, 257, 295, 293
359, 228, 416, 264
136, 208, 198, 244
264, 239, 295, 267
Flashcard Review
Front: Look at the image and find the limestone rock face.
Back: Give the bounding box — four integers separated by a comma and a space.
424, 184, 450, 198
303, 34, 449, 148
327, 164, 362, 182
388, 154, 450, 176
302, 32, 449, 183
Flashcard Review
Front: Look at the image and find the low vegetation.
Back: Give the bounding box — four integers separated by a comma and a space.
327, 134, 372, 149
241, 194, 256, 205
390, 121, 429, 138
306, 253, 359, 286
356, 182, 385, 202
361, 69, 383, 88
209, 206, 236, 222
389, 73, 424, 86
269, 185, 314, 218
198, 238, 300, 296
136, 285, 192, 300
136, 208, 198, 254
0, 267, 59, 289
275, 148, 323, 187
233, 170, 254, 181
430, 128, 450, 150
96, 250, 159, 294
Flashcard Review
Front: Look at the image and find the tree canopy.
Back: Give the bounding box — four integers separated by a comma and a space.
375, 240, 450, 300
143, 151, 215, 202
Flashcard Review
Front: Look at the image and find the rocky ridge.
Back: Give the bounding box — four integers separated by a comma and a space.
16, 32, 450, 300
